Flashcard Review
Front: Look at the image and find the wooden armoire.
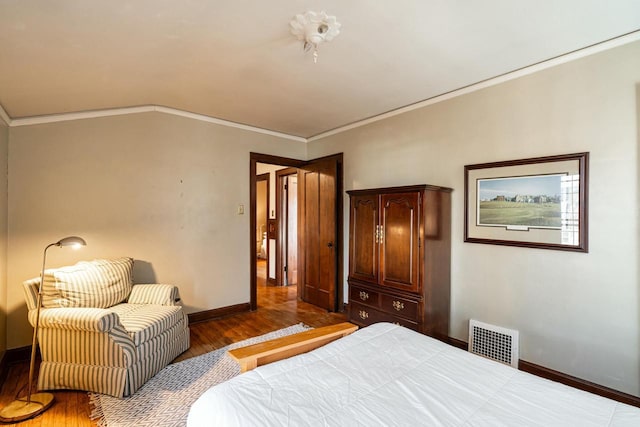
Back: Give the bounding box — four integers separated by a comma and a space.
347, 185, 452, 340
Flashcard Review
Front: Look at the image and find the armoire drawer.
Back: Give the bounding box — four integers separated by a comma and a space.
349, 285, 379, 307
389, 316, 419, 331
349, 302, 419, 331
350, 302, 385, 326
380, 294, 419, 321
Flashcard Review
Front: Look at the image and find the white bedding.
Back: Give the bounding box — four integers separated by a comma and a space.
188, 323, 640, 426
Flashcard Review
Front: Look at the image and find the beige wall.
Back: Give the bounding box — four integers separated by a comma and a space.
6, 112, 305, 348
308, 40, 640, 395
0, 118, 7, 358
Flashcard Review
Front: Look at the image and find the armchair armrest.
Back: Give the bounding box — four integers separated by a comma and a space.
127, 284, 181, 306
31, 307, 122, 333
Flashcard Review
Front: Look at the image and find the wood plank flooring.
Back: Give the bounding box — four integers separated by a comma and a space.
0, 261, 346, 426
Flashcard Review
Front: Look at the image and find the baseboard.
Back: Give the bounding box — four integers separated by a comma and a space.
188, 303, 251, 324
0, 350, 7, 386
0, 345, 37, 380
518, 360, 640, 407
446, 336, 467, 350
446, 336, 640, 407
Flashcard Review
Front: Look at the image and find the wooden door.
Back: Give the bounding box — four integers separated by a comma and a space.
380, 192, 421, 292
298, 159, 337, 311
349, 194, 379, 285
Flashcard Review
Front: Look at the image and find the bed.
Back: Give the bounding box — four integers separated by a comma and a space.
187, 322, 640, 426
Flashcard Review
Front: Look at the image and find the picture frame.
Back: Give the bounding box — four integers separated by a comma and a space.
464, 152, 589, 252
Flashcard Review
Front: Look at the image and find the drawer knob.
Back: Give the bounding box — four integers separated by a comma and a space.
359, 291, 369, 301
392, 300, 405, 311
358, 310, 369, 320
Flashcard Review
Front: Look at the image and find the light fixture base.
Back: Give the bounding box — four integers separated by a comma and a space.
290, 11, 341, 63
0, 392, 54, 423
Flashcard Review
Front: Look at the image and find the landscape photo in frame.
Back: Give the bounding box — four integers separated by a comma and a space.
464, 152, 589, 252
477, 174, 564, 230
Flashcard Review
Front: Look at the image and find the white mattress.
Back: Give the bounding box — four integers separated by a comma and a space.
187, 323, 640, 426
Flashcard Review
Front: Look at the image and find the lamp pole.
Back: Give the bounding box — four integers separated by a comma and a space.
0, 236, 86, 423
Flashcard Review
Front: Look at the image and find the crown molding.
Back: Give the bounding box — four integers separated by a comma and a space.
152, 106, 307, 143
0, 104, 10, 126
8, 105, 307, 143
3, 29, 638, 143
10, 106, 153, 127
307, 30, 640, 142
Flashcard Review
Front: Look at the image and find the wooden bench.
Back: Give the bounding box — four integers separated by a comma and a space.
228, 322, 358, 372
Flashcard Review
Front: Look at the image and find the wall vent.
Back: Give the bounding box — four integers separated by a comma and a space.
468, 319, 519, 368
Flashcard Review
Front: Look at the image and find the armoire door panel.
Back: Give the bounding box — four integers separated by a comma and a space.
380, 192, 420, 292
349, 195, 379, 285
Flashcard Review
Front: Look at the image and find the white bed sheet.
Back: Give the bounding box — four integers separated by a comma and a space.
187, 323, 640, 426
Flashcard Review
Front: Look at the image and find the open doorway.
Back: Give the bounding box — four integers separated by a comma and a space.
255, 173, 269, 287
252, 156, 304, 311
253, 163, 300, 309
255, 163, 289, 287
249, 152, 343, 312
276, 168, 299, 287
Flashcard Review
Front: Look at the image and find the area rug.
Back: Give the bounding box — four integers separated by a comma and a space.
90, 323, 310, 427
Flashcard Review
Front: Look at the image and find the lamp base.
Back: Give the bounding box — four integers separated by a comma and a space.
0, 392, 54, 422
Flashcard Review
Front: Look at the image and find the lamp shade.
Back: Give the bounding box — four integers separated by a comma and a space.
56, 236, 86, 248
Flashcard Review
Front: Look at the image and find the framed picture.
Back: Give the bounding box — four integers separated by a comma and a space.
464, 152, 589, 252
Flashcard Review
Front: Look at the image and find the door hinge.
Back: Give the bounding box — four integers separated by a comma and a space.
284, 265, 288, 272
284, 184, 288, 190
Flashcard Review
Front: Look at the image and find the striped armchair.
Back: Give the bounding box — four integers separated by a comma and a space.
22, 257, 190, 398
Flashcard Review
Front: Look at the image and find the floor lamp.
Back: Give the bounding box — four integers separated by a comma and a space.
0, 236, 86, 423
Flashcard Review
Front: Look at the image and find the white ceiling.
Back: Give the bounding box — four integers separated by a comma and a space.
0, 1, 639, 139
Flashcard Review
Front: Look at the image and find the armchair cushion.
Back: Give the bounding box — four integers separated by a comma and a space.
109, 304, 186, 346
41, 257, 134, 308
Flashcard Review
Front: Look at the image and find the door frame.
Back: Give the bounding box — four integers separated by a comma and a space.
249, 152, 343, 312
275, 167, 299, 287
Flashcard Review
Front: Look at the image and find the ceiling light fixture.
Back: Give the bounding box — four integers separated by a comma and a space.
290, 11, 341, 63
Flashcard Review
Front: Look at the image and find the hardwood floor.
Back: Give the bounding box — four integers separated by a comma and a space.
0, 261, 346, 426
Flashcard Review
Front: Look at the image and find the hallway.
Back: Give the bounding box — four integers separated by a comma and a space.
256, 259, 297, 307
